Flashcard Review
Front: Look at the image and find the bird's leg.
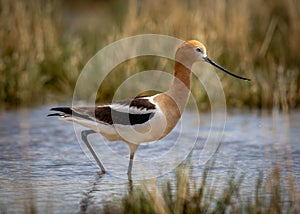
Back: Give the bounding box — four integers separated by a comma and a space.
127, 153, 135, 181
81, 130, 106, 174
127, 143, 139, 181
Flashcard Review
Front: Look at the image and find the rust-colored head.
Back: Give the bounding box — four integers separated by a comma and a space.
175, 40, 207, 67
175, 40, 250, 81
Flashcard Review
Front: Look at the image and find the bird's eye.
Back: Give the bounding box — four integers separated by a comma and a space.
195, 47, 202, 53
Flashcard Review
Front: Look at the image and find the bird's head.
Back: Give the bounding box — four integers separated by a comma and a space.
175, 40, 250, 81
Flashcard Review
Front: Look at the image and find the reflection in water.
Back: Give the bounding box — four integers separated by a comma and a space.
0, 107, 299, 212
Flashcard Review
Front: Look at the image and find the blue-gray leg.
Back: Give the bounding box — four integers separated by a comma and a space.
127, 143, 139, 181
81, 130, 106, 174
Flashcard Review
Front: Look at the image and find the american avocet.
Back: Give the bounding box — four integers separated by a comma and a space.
48, 40, 250, 180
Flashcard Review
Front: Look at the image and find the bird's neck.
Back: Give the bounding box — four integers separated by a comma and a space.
166, 61, 192, 113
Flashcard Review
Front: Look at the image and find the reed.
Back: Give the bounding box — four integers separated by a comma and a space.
0, 0, 299, 109
103, 162, 300, 214
0, 0, 85, 107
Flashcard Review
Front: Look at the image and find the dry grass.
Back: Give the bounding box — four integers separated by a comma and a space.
0, 0, 299, 109
0, 0, 84, 107
103, 161, 300, 214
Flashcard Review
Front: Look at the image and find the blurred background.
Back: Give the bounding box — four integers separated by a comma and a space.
0, 0, 299, 111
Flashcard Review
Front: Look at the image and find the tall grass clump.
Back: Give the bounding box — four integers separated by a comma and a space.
0, 0, 85, 108
103, 163, 300, 214
1, 0, 299, 109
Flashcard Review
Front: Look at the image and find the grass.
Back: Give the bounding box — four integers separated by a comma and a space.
0, 0, 85, 107
0, 0, 299, 110
2, 161, 299, 213
102, 161, 300, 214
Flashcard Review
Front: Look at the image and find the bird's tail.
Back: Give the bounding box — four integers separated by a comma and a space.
47, 107, 73, 117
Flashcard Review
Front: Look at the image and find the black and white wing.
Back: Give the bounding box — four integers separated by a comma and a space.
48, 97, 157, 126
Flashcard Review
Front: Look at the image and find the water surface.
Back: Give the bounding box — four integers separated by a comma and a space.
0, 107, 299, 213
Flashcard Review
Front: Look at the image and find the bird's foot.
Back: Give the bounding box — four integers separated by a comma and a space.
98, 169, 106, 175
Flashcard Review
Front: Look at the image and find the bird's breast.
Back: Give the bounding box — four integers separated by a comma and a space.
153, 93, 182, 139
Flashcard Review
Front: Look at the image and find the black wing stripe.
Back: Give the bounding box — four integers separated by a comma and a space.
95, 106, 155, 125
49, 106, 155, 125
49, 107, 94, 121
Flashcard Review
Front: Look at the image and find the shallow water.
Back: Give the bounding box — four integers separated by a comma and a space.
0, 107, 299, 213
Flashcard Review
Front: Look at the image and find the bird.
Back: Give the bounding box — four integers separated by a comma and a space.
48, 40, 250, 180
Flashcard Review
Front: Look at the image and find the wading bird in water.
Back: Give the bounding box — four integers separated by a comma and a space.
48, 40, 250, 180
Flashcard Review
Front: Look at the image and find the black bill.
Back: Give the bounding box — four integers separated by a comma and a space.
204, 57, 250, 81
